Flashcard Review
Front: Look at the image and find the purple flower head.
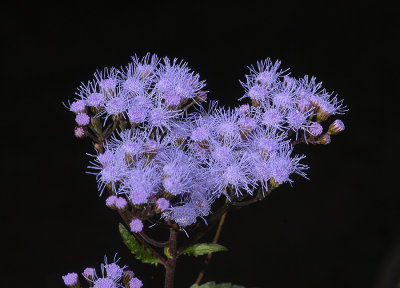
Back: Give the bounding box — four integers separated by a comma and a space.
213, 107, 240, 139
75, 112, 90, 126
105, 262, 124, 281
191, 126, 210, 142
62, 272, 79, 287
87, 93, 106, 108
248, 85, 268, 101
127, 106, 148, 124
156, 198, 170, 211
164, 204, 199, 227
88, 148, 127, 194
129, 219, 143, 233
69, 100, 86, 113
123, 76, 145, 95
110, 129, 146, 159
118, 159, 160, 204
104, 96, 127, 118
286, 109, 308, 131
238, 104, 250, 115
163, 90, 181, 107
210, 144, 234, 164
156, 148, 198, 196
261, 107, 285, 130
208, 152, 256, 197
248, 128, 286, 156
267, 144, 308, 185
131, 53, 159, 78
148, 104, 181, 130
93, 277, 117, 288
129, 277, 143, 288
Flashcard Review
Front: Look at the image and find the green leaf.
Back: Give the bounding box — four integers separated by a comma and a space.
183, 243, 228, 257
190, 281, 245, 288
119, 223, 161, 265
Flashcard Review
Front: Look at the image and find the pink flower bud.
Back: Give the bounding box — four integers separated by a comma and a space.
328, 119, 345, 135
319, 133, 331, 145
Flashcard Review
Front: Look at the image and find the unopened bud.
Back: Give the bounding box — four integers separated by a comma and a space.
115, 197, 128, 211
122, 270, 135, 284
62, 273, 80, 288
156, 198, 170, 212
328, 119, 345, 135
309, 122, 323, 137
83, 268, 96, 281
319, 133, 331, 145
106, 195, 118, 210
75, 112, 90, 126
74, 127, 85, 138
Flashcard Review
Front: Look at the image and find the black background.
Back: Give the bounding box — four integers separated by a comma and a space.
3, 0, 399, 287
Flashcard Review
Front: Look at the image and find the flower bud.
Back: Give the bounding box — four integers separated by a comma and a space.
115, 197, 128, 211
319, 133, 331, 145
309, 122, 323, 137
62, 273, 80, 288
129, 218, 144, 233
106, 195, 118, 210
328, 119, 345, 135
155, 198, 170, 212
122, 270, 135, 284
129, 277, 143, 288
83, 268, 96, 281
74, 127, 85, 138
75, 112, 90, 126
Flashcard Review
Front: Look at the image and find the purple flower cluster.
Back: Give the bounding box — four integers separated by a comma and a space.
62, 255, 142, 288
70, 54, 346, 229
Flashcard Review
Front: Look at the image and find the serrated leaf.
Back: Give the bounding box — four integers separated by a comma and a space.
119, 223, 161, 265
190, 281, 245, 288
183, 243, 228, 257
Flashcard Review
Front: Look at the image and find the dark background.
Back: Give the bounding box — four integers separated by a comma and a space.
3, 0, 399, 287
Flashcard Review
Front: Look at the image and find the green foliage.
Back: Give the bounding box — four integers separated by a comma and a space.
118, 223, 161, 265
183, 243, 228, 257
190, 281, 245, 288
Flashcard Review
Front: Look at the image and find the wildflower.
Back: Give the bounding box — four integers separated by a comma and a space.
87, 93, 106, 108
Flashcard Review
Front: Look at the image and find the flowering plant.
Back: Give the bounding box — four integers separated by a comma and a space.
63, 53, 346, 288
